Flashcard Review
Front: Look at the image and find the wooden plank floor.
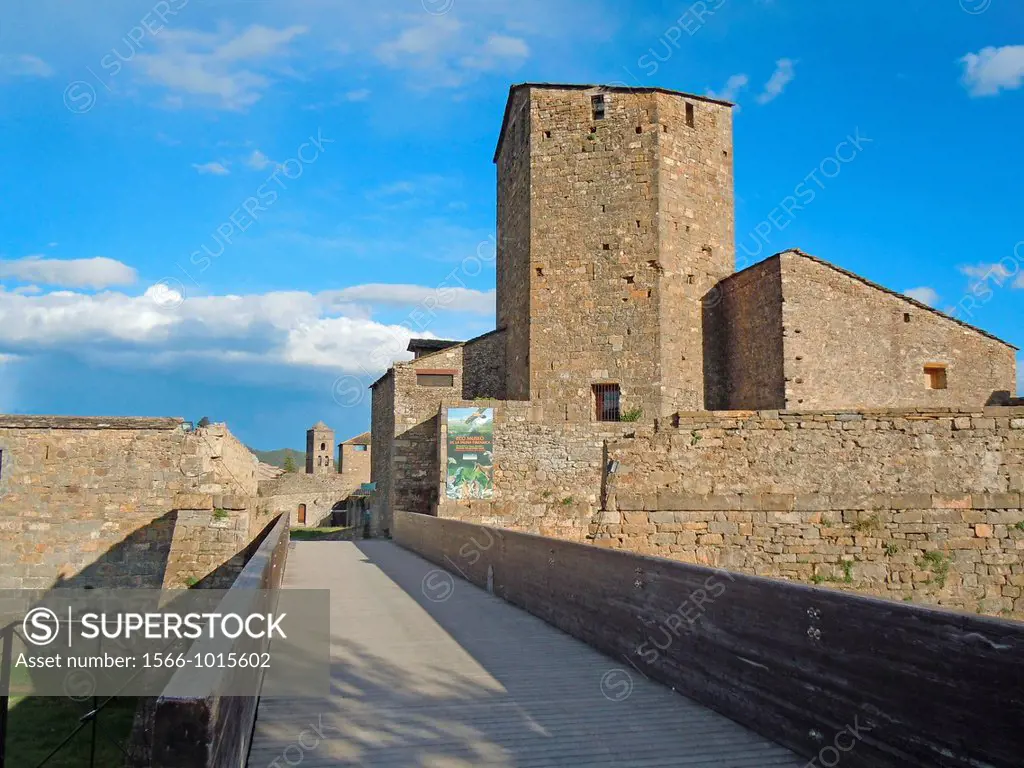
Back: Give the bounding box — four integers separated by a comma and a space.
247, 540, 804, 767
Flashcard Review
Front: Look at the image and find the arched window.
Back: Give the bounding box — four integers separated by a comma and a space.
320, 442, 326, 450
318, 456, 323, 467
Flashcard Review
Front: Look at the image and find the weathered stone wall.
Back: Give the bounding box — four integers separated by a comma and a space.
495, 86, 532, 401
655, 91, 735, 414
370, 346, 469, 530
0, 417, 261, 590
163, 493, 271, 589
523, 87, 662, 421
370, 371, 396, 533
779, 250, 1016, 409
595, 407, 1024, 616
435, 400, 642, 540
306, 423, 335, 474
462, 328, 507, 400
493, 85, 734, 421
338, 441, 371, 484
702, 257, 784, 410
259, 472, 363, 528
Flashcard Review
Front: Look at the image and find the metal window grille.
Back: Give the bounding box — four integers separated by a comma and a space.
593, 384, 621, 422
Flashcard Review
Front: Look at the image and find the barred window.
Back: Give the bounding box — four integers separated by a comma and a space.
593, 384, 621, 422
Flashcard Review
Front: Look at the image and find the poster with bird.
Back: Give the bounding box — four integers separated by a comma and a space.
446, 407, 494, 500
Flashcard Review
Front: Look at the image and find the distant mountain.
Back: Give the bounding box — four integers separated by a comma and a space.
249, 447, 304, 469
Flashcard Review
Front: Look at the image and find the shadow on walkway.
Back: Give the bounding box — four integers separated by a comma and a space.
247, 540, 802, 767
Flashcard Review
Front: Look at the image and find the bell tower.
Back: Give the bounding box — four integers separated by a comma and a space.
305, 421, 335, 475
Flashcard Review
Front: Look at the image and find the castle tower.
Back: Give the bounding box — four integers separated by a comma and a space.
305, 421, 335, 475
494, 84, 735, 418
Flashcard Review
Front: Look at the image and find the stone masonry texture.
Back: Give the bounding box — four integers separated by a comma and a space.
371, 83, 1021, 618
496, 85, 734, 419
0, 416, 267, 590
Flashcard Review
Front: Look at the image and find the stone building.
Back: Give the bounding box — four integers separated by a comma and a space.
371, 82, 1016, 522
368, 83, 1023, 617
260, 422, 371, 528
0, 416, 271, 590
306, 421, 335, 474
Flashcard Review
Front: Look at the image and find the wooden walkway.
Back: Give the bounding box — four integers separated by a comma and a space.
247, 540, 803, 767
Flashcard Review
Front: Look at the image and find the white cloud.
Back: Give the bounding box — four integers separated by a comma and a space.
460, 34, 530, 72
343, 88, 371, 101
960, 45, 1024, 97
960, 262, 1021, 291
0, 53, 52, 78
904, 287, 940, 307
135, 24, 308, 110
192, 161, 231, 175
0, 281, 493, 376
245, 150, 274, 170
757, 58, 796, 104
708, 74, 749, 104
326, 284, 495, 314
376, 17, 528, 88
0, 256, 136, 289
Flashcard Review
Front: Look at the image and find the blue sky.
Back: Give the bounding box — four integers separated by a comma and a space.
0, 0, 1021, 449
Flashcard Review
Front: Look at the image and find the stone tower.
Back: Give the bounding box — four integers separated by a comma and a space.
494, 84, 735, 418
305, 421, 335, 475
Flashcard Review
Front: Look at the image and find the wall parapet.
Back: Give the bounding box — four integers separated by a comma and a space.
130, 514, 290, 768
394, 510, 1024, 768
0, 415, 185, 430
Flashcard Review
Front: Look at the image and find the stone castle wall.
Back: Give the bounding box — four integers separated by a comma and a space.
339, 442, 371, 484
654, 91, 735, 414
594, 407, 1024, 615
0, 417, 263, 590
523, 88, 662, 421
495, 86, 532, 401
494, 86, 734, 421
426, 404, 1024, 616
259, 471, 364, 528
703, 257, 784, 410
778, 251, 1017, 409
462, 329, 507, 400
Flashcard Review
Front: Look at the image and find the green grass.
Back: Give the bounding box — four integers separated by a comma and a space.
853, 514, 882, 533
1014, 520, 1024, 532
811, 561, 854, 585
290, 526, 356, 541
917, 550, 951, 587
5, 696, 137, 767
620, 407, 643, 422
211, 507, 229, 521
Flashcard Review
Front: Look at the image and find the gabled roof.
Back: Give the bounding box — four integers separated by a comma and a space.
341, 431, 371, 446
730, 249, 1016, 350
407, 338, 462, 354
493, 82, 734, 162
369, 328, 507, 389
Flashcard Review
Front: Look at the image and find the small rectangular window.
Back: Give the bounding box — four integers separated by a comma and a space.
416, 373, 454, 387
592, 94, 606, 120
924, 364, 948, 390
593, 384, 621, 422
353, 445, 368, 452
685, 102, 695, 128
